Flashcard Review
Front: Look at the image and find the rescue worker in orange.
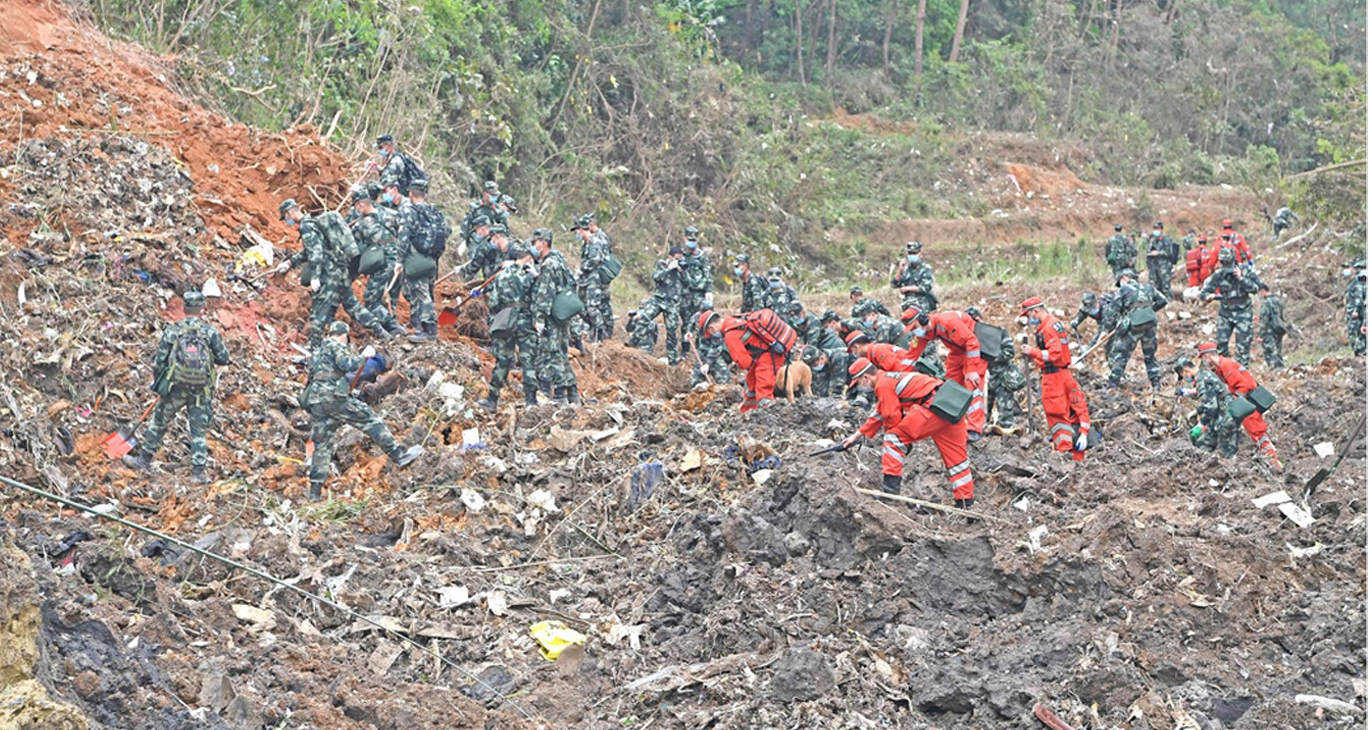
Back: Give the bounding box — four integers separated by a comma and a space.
700, 310, 790, 413
898, 306, 987, 440
1019, 297, 1092, 462
837, 358, 976, 508
1185, 235, 1214, 288
1204, 220, 1253, 273
1196, 341, 1282, 469
844, 331, 919, 372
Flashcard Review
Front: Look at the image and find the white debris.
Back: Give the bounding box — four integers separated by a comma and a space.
460, 488, 487, 513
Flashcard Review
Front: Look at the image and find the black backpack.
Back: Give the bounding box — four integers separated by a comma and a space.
396, 152, 427, 196
410, 203, 451, 258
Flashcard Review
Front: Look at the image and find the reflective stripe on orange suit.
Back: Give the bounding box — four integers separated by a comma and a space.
723, 316, 779, 413
866, 343, 919, 373
1027, 311, 1091, 462
858, 370, 975, 500
1211, 355, 1278, 458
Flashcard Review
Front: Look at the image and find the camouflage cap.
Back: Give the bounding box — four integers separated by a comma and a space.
182, 290, 206, 309
684, 226, 700, 239
1116, 268, 1136, 283
698, 300, 714, 313
278, 198, 300, 220
531, 228, 552, 244
668, 246, 684, 256
1217, 247, 1235, 264
472, 214, 492, 228
905, 240, 923, 254
507, 242, 529, 259
376, 133, 394, 145
484, 180, 500, 193
571, 214, 592, 230
408, 178, 429, 193
1082, 291, 1097, 305
801, 346, 823, 365
820, 309, 840, 323
350, 187, 371, 203
500, 194, 518, 212
1154, 221, 1164, 228
734, 254, 750, 264
767, 267, 782, 279
1349, 256, 1367, 269
965, 306, 982, 321
1114, 224, 1123, 231
849, 286, 863, 296
366, 180, 384, 198
488, 223, 509, 236
1173, 357, 1194, 373
328, 321, 351, 335
788, 301, 804, 315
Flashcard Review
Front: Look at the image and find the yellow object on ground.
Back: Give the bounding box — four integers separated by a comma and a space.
528, 621, 587, 660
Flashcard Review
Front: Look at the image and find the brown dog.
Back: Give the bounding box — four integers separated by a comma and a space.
774, 360, 813, 402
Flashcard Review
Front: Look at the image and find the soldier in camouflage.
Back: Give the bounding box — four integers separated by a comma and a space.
530, 229, 581, 404
1175, 357, 1239, 457
763, 268, 801, 315
966, 307, 1023, 432
122, 291, 231, 484
849, 286, 891, 319
891, 241, 936, 313
1257, 292, 1288, 370
1272, 207, 1298, 242
574, 215, 611, 342
734, 255, 768, 314
1105, 268, 1167, 390
625, 299, 659, 353
350, 189, 407, 336
689, 302, 733, 387
788, 301, 821, 338
301, 321, 422, 499
639, 247, 687, 365
802, 345, 851, 398
809, 310, 846, 351
397, 179, 448, 342
477, 244, 539, 409
1345, 258, 1366, 356
375, 134, 424, 196
586, 214, 615, 338
864, 307, 904, 345
1145, 221, 1179, 299
1105, 224, 1137, 277
461, 181, 509, 249
679, 227, 712, 353
1200, 247, 1269, 366
275, 199, 387, 347
1069, 291, 1107, 346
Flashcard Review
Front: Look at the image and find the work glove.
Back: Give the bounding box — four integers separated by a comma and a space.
770, 341, 786, 355
310, 279, 321, 293
699, 364, 709, 375
1176, 386, 1196, 398
1074, 432, 1089, 451
470, 287, 484, 298
1189, 424, 1205, 441
361, 345, 377, 359
535, 322, 545, 336
274, 260, 292, 274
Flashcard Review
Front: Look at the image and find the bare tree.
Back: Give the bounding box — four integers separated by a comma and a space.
825, 0, 839, 85
882, 0, 900, 79
795, 0, 807, 85
948, 0, 970, 62
914, 0, 928, 76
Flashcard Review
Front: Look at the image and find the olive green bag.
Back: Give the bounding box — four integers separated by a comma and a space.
403, 251, 438, 280
489, 306, 520, 338
929, 380, 973, 423
602, 254, 624, 282
1129, 307, 1157, 331
551, 291, 586, 322
1247, 386, 1277, 413
358, 246, 386, 276
1228, 396, 1257, 423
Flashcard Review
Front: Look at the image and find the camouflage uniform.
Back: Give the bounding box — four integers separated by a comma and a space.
397, 196, 449, 335
890, 259, 936, 313
865, 314, 904, 345
138, 315, 230, 470
1190, 368, 1239, 457
1145, 232, 1178, 297
789, 306, 821, 342
289, 212, 382, 348
625, 301, 658, 352
808, 318, 845, 352
302, 336, 404, 492
486, 260, 538, 403
378, 149, 418, 195
1105, 231, 1137, 277
1258, 294, 1288, 370
805, 347, 852, 398
1106, 276, 1167, 388
764, 277, 801, 317
591, 225, 615, 337
461, 192, 509, 248
531, 248, 578, 393
1201, 260, 1268, 366
1069, 293, 1108, 347
690, 329, 733, 387
985, 329, 1024, 429
1346, 263, 1366, 356
680, 248, 712, 349
576, 227, 612, 342
352, 211, 403, 332
1272, 208, 1298, 241
851, 297, 891, 319
738, 270, 768, 314
640, 257, 686, 365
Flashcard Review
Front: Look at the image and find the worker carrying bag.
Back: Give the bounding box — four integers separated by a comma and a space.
928, 380, 973, 423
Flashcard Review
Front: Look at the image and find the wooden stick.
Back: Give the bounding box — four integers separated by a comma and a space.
1033, 703, 1077, 730
852, 487, 1005, 523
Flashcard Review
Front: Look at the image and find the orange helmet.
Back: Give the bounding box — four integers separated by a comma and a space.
848, 357, 875, 379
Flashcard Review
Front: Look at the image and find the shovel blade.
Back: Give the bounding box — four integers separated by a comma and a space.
437, 307, 459, 327
101, 429, 137, 460
1304, 468, 1331, 495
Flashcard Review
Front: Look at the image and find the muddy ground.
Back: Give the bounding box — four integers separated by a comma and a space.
0, 1, 1365, 729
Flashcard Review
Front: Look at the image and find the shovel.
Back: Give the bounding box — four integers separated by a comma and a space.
438, 271, 500, 328
101, 398, 158, 459
1304, 414, 1366, 499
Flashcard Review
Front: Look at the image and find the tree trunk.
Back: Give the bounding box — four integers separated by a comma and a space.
882, 0, 899, 79
795, 0, 806, 85
825, 0, 838, 85
948, 0, 969, 62
914, 0, 928, 76
1107, 0, 1122, 69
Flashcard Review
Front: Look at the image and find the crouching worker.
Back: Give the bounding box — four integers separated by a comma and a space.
301, 321, 423, 500
700, 308, 796, 413
837, 358, 976, 508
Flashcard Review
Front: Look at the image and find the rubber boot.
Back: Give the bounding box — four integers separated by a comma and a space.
122, 451, 151, 471
552, 387, 568, 405
967, 430, 982, 443
390, 445, 424, 468
476, 395, 499, 412
524, 388, 539, 407
880, 474, 902, 495
565, 385, 581, 405
191, 465, 209, 484
385, 320, 407, 336
955, 497, 975, 510
308, 481, 324, 501
373, 326, 395, 341
408, 322, 437, 343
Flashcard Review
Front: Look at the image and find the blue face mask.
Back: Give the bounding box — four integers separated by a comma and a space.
285, 218, 298, 228
378, 148, 391, 158
686, 240, 698, 250
813, 363, 825, 373
770, 281, 781, 289
733, 267, 744, 277
912, 327, 926, 338
1028, 316, 1041, 326
1345, 269, 1355, 278
1152, 230, 1162, 237
382, 192, 396, 204
907, 254, 920, 264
